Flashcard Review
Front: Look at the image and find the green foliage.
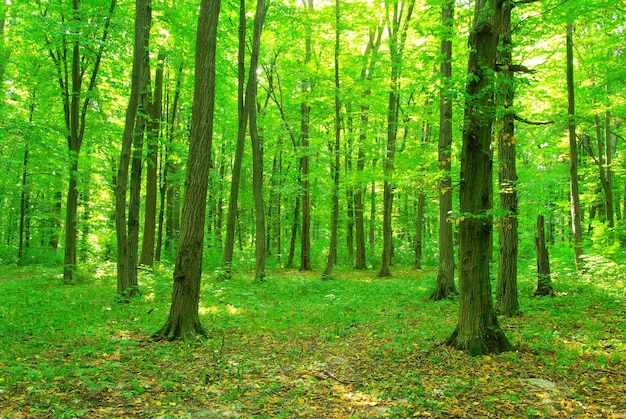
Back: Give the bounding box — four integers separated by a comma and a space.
1, 265, 625, 417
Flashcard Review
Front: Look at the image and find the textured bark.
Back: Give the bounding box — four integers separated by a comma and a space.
115, 0, 150, 298
154, 0, 221, 341
566, 23, 584, 270
445, 0, 513, 355
431, 0, 457, 300
495, 1, 519, 317
534, 214, 553, 297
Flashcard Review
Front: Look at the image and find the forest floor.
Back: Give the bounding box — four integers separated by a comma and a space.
0, 263, 625, 418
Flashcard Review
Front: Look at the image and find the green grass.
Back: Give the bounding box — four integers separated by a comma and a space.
1, 262, 625, 418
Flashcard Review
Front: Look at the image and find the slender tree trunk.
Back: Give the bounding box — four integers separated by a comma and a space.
378, 0, 414, 278
140, 53, 165, 266
445, 0, 513, 356
286, 195, 300, 269
299, 0, 313, 272
534, 214, 553, 297
115, 0, 150, 298
154, 0, 221, 341
604, 111, 614, 228
156, 62, 182, 262
566, 23, 584, 270
222, 0, 249, 275
413, 192, 425, 270
18, 99, 35, 263
248, 0, 268, 281
323, 0, 341, 279
495, 1, 519, 317
431, 0, 457, 300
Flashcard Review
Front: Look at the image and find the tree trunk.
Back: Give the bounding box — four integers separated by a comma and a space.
431, 0, 457, 300
154, 0, 221, 341
323, 0, 341, 280
222, 0, 249, 276
248, 0, 268, 282
140, 53, 165, 267
445, 0, 513, 356
299, 0, 313, 272
495, 1, 519, 317
413, 192, 425, 270
115, 0, 150, 298
378, 0, 414, 278
285, 195, 300, 269
566, 23, 584, 270
534, 214, 553, 297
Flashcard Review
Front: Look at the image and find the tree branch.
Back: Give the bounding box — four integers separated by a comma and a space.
513, 114, 554, 126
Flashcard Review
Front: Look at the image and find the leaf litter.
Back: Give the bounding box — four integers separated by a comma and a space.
0, 266, 625, 418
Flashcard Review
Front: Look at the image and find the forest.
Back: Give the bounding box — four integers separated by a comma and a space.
1, 0, 625, 417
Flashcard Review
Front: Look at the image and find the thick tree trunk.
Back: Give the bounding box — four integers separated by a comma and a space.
534, 214, 553, 297
431, 0, 457, 300
495, 1, 519, 317
445, 0, 513, 355
154, 0, 220, 341
566, 23, 584, 270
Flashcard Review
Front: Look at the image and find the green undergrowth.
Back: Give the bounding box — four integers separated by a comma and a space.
1, 263, 625, 418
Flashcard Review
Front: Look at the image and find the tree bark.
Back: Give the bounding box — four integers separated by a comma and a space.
322, 0, 341, 280
154, 0, 221, 341
140, 53, 165, 266
248, 0, 268, 281
495, 0, 519, 317
445, 0, 513, 356
378, 0, 414, 278
115, 0, 150, 298
299, 0, 314, 272
222, 0, 249, 275
566, 23, 584, 270
413, 192, 425, 270
534, 214, 553, 297
431, 0, 457, 300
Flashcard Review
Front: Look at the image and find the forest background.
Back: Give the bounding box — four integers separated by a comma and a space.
0, 0, 625, 416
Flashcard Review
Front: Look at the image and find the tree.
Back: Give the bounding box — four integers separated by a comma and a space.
566, 22, 584, 271
140, 53, 166, 267
41, 0, 116, 281
445, 0, 513, 355
154, 0, 221, 340
299, 0, 314, 272
222, 0, 249, 276
322, 0, 341, 279
378, 0, 414, 278
430, 0, 457, 300
248, 0, 269, 281
495, 0, 519, 317
534, 214, 553, 297
115, 0, 151, 298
